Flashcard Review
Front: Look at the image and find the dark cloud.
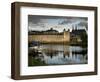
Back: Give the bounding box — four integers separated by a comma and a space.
28, 15, 63, 23
28, 15, 42, 24
28, 15, 88, 30
58, 17, 87, 25
28, 15, 48, 27
58, 19, 74, 25
77, 22, 87, 26
77, 21, 88, 30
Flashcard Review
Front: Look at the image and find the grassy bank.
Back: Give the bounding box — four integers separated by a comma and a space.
28, 55, 47, 66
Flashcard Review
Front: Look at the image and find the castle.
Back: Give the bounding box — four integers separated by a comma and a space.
28, 28, 70, 44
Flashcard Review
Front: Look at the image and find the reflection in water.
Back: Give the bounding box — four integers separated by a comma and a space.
28, 44, 88, 66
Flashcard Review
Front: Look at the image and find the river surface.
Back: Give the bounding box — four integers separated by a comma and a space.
28, 44, 88, 66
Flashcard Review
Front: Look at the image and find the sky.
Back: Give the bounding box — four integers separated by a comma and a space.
28, 15, 88, 32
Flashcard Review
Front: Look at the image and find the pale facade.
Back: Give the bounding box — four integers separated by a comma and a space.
28, 30, 70, 43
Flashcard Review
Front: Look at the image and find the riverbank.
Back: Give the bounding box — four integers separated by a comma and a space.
39, 42, 87, 47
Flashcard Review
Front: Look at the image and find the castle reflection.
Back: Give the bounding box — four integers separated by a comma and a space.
28, 44, 87, 66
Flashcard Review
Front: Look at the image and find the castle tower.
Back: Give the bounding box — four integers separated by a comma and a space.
63, 28, 70, 42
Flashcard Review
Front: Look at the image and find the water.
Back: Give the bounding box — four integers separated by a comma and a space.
28, 44, 88, 66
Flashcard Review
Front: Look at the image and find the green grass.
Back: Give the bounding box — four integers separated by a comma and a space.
28, 56, 47, 66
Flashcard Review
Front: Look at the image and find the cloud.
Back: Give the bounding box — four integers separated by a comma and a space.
77, 22, 87, 26
58, 17, 87, 25
28, 15, 88, 31
58, 19, 74, 25
77, 21, 88, 30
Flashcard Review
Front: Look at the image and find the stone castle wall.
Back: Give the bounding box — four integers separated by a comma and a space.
28, 31, 70, 43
